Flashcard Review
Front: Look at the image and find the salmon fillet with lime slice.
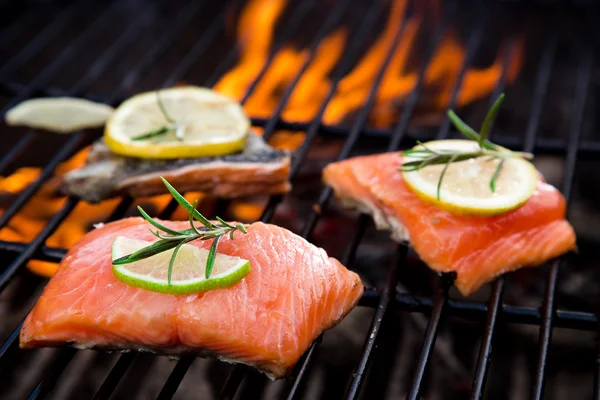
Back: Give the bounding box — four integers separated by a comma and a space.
323, 153, 576, 296
20, 218, 363, 379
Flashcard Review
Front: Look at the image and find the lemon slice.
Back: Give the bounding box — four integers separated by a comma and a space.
111, 236, 251, 295
5, 97, 114, 133
104, 86, 250, 159
401, 139, 538, 216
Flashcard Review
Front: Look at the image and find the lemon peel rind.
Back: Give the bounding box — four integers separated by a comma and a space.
401, 139, 538, 217
104, 86, 250, 159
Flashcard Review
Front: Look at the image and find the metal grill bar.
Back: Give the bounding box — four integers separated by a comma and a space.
27, 349, 77, 400
531, 49, 594, 400
281, 4, 417, 398
0, 197, 79, 291
237, 0, 401, 392
68, 12, 154, 95
92, 353, 136, 400
344, 246, 408, 400
5, 78, 600, 155
461, 33, 522, 396
238, 0, 318, 105
160, 5, 230, 88
287, 215, 370, 400
258, 0, 349, 142
596, 328, 600, 400
86, 1, 312, 395
117, 2, 208, 93
0, 1, 199, 231
0, 0, 171, 287
155, 0, 333, 219
0, 9, 152, 177
0, 2, 226, 397
0, 1, 89, 78
215, 0, 364, 396
0, 0, 208, 263
407, 5, 488, 399
341, 2, 454, 394
469, 30, 558, 400
87, 4, 254, 397
373, 292, 597, 329
0, 133, 35, 175
156, 356, 195, 400
0, 139, 83, 231
1, 1, 120, 114
0, 8, 38, 49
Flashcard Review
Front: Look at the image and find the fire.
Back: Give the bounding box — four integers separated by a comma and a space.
0, 147, 120, 277
215, 0, 524, 127
0, 0, 525, 278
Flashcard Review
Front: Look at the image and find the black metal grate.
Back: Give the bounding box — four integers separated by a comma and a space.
0, 0, 599, 399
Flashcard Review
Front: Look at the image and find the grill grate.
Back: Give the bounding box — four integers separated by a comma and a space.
0, 0, 599, 399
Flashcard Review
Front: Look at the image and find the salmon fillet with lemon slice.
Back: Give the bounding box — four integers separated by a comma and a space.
20, 218, 363, 379
323, 152, 576, 296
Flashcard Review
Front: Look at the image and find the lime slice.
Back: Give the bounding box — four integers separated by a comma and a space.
104, 86, 250, 159
5, 97, 114, 133
111, 236, 251, 295
402, 139, 538, 216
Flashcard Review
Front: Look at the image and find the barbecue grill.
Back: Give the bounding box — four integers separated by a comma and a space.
1, 0, 599, 398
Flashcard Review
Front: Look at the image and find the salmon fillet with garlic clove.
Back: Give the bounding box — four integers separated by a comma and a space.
323, 153, 576, 297
20, 218, 363, 379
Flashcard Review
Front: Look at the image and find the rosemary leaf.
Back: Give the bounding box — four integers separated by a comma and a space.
138, 206, 183, 236
189, 200, 206, 237
156, 90, 175, 124
399, 93, 533, 197
168, 239, 189, 286
479, 93, 504, 147
112, 239, 181, 265
206, 235, 222, 279
131, 126, 173, 141
447, 110, 479, 139
437, 154, 458, 200
447, 110, 497, 151
155, 232, 184, 240
490, 158, 506, 193
216, 216, 235, 229
115, 178, 250, 286
415, 140, 438, 154
160, 176, 216, 229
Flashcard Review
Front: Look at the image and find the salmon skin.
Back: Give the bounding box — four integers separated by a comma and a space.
323, 153, 576, 297
20, 218, 363, 379
60, 132, 291, 203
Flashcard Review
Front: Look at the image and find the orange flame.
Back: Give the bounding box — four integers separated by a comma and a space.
215, 0, 288, 101
215, 0, 524, 128
0, 147, 120, 277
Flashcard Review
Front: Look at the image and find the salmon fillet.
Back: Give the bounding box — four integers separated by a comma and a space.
20, 218, 363, 379
323, 153, 576, 296
60, 133, 291, 203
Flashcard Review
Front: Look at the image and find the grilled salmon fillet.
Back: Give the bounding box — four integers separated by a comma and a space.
20, 218, 363, 379
323, 153, 576, 296
60, 133, 291, 203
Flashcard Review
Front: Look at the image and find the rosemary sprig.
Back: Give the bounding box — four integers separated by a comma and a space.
131, 91, 182, 141
399, 93, 534, 200
112, 177, 249, 285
